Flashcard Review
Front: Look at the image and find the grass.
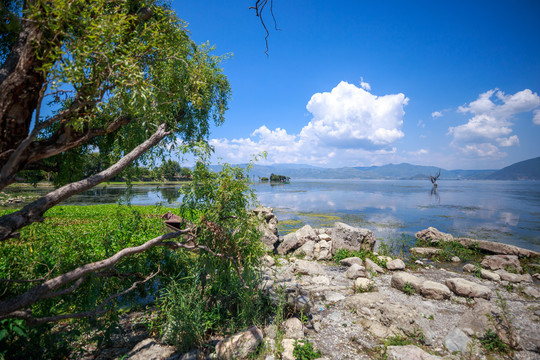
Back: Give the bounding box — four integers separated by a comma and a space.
414, 238, 482, 263
403, 282, 416, 296
479, 329, 510, 354
293, 339, 322, 360
333, 248, 387, 269
0, 203, 269, 359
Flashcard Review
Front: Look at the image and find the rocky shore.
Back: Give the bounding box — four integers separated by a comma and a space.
89, 207, 540, 360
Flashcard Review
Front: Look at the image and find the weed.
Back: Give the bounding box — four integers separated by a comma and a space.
403, 282, 416, 296
333, 248, 387, 269
299, 309, 309, 326
483, 291, 517, 354
480, 329, 510, 354
503, 283, 514, 293
414, 238, 482, 263
353, 282, 375, 293
293, 339, 322, 360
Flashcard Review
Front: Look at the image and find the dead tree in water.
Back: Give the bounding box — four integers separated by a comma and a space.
430, 169, 441, 188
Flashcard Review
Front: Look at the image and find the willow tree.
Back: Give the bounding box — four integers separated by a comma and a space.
0, 0, 232, 322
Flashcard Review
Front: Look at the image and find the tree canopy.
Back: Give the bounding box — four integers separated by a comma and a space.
0, 0, 230, 239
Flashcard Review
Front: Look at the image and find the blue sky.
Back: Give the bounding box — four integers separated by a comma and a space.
174, 0, 540, 170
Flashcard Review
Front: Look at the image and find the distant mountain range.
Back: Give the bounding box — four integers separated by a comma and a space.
215, 156, 540, 180
485, 156, 540, 180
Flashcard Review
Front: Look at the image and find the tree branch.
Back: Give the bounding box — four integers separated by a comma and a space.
4, 269, 159, 325
0, 123, 171, 241
0, 228, 188, 318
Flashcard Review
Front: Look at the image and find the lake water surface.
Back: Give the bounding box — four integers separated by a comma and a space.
5, 179, 540, 252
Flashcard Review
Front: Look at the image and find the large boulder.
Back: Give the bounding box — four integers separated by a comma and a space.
127, 338, 176, 360
277, 233, 302, 255
480, 254, 522, 272
293, 259, 325, 276
409, 247, 442, 257
253, 207, 279, 251
282, 318, 304, 339
391, 272, 424, 292
445, 278, 492, 299
339, 257, 363, 267
495, 269, 533, 283
386, 345, 441, 360
365, 258, 385, 274
294, 240, 316, 259
345, 264, 367, 279
296, 224, 319, 243
354, 277, 377, 292
214, 326, 263, 360
415, 227, 453, 243
331, 222, 376, 254
456, 237, 540, 258
386, 258, 405, 271
278, 225, 318, 255
420, 280, 451, 300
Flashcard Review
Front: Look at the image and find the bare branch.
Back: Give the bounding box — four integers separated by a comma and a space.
4, 269, 159, 325
0, 228, 187, 317
0, 123, 171, 241
250, 0, 280, 56
41, 276, 86, 300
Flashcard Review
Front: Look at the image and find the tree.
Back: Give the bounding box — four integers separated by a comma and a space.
0, 0, 230, 240
0, 0, 232, 324
159, 159, 182, 181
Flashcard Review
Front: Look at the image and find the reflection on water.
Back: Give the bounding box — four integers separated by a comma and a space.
252, 179, 540, 252
4, 180, 540, 252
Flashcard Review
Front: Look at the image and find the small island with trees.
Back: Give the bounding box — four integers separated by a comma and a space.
259, 173, 291, 183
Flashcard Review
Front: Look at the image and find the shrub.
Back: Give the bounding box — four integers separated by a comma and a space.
480, 329, 510, 354
403, 282, 416, 296
293, 339, 322, 360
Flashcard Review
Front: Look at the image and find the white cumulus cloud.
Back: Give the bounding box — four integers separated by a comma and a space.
449, 88, 540, 158
300, 81, 408, 149
431, 111, 443, 118
209, 81, 409, 166
534, 109, 540, 125
360, 77, 371, 91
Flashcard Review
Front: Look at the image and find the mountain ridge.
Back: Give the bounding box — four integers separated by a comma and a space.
212, 156, 540, 180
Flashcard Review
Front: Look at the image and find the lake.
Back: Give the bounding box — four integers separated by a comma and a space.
4, 179, 540, 252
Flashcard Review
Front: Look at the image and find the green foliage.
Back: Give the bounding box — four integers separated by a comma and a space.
0, 204, 184, 358
384, 334, 413, 347
293, 339, 321, 360
1, 159, 269, 357
158, 160, 269, 352
0, 0, 22, 64
414, 238, 481, 262
159, 160, 183, 181
8, 0, 230, 186
354, 281, 375, 293
403, 282, 416, 296
480, 329, 510, 354
333, 248, 387, 269
269, 173, 290, 183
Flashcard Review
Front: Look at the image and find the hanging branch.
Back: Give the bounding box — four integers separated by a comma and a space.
249, 0, 280, 56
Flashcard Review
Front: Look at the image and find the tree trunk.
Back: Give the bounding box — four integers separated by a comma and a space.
0, 10, 47, 170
